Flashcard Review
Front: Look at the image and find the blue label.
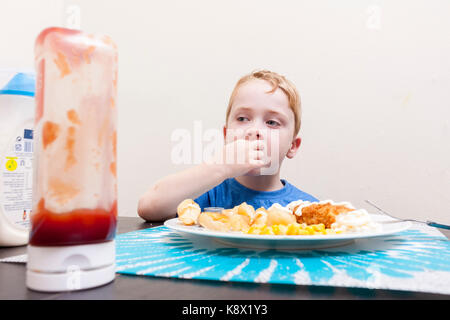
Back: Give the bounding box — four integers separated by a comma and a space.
24, 129, 33, 140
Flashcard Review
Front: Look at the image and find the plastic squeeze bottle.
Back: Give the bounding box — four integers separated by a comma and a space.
26, 27, 118, 292
0, 71, 35, 246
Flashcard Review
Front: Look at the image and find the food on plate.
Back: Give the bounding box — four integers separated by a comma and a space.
331, 209, 382, 233
266, 203, 297, 226
229, 213, 252, 232
229, 202, 254, 232
293, 200, 355, 228
252, 207, 268, 226
176, 199, 201, 225
247, 222, 338, 236
198, 211, 231, 232
235, 202, 255, 223
177, 199, 381, 236
197, 202, 257, 232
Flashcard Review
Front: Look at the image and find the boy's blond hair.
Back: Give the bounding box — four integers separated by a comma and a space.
225, 70, 302, 137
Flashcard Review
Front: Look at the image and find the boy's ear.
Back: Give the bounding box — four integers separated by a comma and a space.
286, 136, 302, 159
223, 125, 227, 140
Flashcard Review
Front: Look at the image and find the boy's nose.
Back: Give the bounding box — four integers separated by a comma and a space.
246, 127, 264, 140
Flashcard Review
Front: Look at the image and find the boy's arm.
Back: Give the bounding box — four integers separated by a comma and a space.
137, 139, 269, 222
137, 163, 228, 221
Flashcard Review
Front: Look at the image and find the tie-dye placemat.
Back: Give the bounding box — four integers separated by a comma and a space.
115, 223, 450, 295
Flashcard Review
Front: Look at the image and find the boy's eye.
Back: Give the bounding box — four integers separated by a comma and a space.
266, 120, 280, 127
237, 116, 249, 122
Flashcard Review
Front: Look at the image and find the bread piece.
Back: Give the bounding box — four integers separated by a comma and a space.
177, 199, 201, 225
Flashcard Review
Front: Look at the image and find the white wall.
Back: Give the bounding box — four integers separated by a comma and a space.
1, 0, 449, 223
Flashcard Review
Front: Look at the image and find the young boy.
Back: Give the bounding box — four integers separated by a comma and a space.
138, 70, 318, 221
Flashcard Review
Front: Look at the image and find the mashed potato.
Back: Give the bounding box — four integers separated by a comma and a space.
331, 209, 382, 233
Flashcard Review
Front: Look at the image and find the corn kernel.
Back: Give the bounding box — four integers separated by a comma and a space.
287, 223, 300, 235
247, 223, 345, 236
312, 224, 325, 232
278, 224, 288, 235
272, 224, 288, 235
247, 226, 262, 235
305, 226, 315, 235
260, 226, 274, 235
297, 229, 309, 235
271, 225, 280, 234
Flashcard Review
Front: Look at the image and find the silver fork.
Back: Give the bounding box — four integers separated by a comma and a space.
365, 200, 450, 230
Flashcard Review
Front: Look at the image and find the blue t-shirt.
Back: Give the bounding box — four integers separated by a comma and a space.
194, 178, 319, 211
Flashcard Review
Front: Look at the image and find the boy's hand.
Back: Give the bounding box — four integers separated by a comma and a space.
207, 138, 271, 178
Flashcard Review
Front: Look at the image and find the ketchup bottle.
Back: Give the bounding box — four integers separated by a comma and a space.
26, 27, 118, 292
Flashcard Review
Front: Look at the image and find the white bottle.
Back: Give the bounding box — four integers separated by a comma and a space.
0, 70, 35, 246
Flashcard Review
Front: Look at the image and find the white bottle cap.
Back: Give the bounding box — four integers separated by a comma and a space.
26, 240, 115, 292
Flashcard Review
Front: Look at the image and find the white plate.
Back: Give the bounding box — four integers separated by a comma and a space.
164, 214, 412, 250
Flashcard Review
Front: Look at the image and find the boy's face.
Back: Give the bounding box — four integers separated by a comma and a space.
224, 79, 301, 175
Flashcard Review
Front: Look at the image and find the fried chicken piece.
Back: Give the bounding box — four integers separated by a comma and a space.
296, 202, 354, 228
